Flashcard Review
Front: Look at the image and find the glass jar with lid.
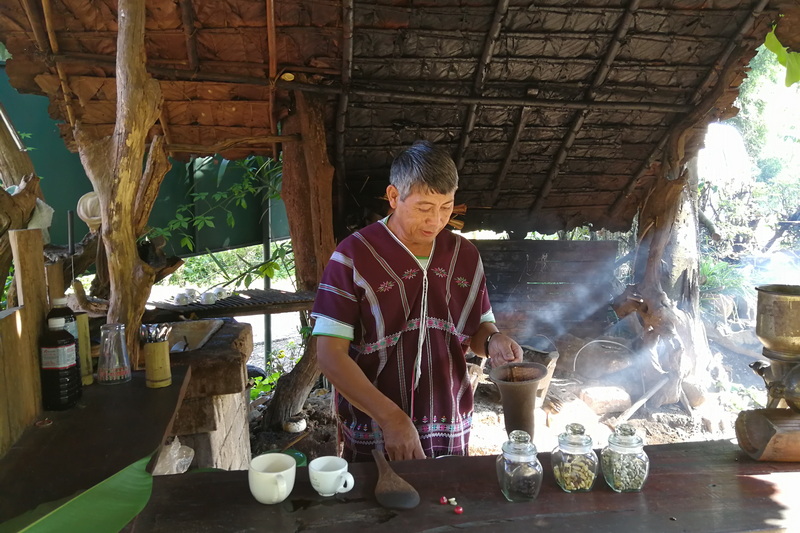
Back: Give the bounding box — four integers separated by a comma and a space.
495, 429, 543, 502
601, 423, 649, 492
551, 423, 598, 492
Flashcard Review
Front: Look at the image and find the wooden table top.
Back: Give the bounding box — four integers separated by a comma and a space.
133, 439, 800, 533
0, 367, 190, 523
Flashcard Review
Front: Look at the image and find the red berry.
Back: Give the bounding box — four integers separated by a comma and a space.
454, 506, 464, 515
439, 496, 448, 505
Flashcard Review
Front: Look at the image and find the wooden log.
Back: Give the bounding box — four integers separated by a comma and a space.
735, 408, 800, 462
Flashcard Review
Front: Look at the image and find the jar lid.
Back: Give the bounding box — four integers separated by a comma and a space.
557, 422, 593, 453
52, 297, 67, 306
608, 423, 644, 452
48, 317, 66, 328
502, 429, 538, 462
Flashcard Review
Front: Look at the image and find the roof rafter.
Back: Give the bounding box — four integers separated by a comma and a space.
454, 0, 510, 171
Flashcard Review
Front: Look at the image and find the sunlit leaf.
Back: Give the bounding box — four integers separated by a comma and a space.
764, 28, 788, 66
785, 52, 800, 87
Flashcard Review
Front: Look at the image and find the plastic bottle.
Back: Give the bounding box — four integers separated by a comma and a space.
495, 429, 543, 502
40, 317, 82, 410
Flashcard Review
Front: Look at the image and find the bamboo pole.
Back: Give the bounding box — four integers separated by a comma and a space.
265, 0, 278, 157
334, 0, 354, 234
179, 0, 199, 71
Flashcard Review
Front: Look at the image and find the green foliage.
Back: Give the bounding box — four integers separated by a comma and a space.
698, 258, 750, 315
160, 241, 295, 289
146, 155, 282, 252
250, 341, 304, 401
764, 26, 800, 87
1, 267, 13, 310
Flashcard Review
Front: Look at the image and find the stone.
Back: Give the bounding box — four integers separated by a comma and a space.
580, 386, 632, 415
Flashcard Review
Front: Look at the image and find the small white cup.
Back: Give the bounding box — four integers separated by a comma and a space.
173, 293, 190, 306
249, 453, 296, 504
199, 292, 217, 305
212, 287, 230, 299
308, 456, 355, 497
183, 288, 198, 301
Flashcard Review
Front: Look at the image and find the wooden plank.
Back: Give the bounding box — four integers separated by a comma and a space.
0, 367, 190, 522
488, 282, 612, 301
482, 257, 617, 276
474, 239, 619, 262
1, 230, 48, 458
0, 310, 22, 455
133, 440, 800, 532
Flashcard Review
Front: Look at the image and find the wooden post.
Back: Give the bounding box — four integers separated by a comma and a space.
1, 229, 47, 457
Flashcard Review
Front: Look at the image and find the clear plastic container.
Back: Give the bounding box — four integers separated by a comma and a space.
601, 423, 649, 492
496, 429, 543, 502
551, 423, 598, 492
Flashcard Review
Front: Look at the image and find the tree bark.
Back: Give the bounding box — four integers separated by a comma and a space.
263, 89, 336, 430
0, 175, 42, 304
0, 113, 36, 188
72, 0, 168, 367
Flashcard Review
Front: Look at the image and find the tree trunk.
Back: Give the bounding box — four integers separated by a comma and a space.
633, 158, 712, 409
0, 175, 42, 304
72, 0, 168, 367
0, 113, 36, 188
262, 89, 336, 430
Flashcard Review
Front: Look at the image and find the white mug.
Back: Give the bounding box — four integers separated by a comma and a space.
199, 292, 217, 305
248, 453, 296, 504
308, 456, 355, 497
183, 288, 198, 301
212, 287, 230, 299
173, 293, 190, 306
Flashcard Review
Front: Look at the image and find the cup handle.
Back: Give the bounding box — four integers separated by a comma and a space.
337, 472, 355, 493
276, 473, 287, 499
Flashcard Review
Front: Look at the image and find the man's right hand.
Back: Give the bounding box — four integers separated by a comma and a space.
380, 410, 426, 461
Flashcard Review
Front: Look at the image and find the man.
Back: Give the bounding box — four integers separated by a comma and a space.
312, 140, 522, 462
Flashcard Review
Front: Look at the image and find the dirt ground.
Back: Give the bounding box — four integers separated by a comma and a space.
249, 319, 769, 462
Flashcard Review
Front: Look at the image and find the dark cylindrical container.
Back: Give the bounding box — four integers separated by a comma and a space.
40, 317, 82, 410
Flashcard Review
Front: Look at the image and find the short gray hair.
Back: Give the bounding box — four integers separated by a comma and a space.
389, 140, 458, 200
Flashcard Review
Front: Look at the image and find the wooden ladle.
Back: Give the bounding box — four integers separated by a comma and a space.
371, 449, 421, 510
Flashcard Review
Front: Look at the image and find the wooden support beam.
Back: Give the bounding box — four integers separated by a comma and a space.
335, 0, 354, 236
488, 106, 532, 205
530, 0, 639, 215
454, 0, 510, 170
163, 134, 300, 155
40, 0, 76, 127
20, 0, 49, 54
179, 0, 199, 71
265, 0, 278, 156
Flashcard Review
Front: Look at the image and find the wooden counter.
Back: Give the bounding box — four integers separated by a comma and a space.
0, 367, 190, 523
133, 439, 800, 532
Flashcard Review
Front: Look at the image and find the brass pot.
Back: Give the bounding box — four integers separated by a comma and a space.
756, 285, 800, 356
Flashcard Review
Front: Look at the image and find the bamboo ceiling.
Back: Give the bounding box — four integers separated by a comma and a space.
0, 0, 796, 234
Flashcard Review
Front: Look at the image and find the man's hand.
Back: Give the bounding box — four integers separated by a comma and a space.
380, 410, 426, 461
487, 332, 523, 368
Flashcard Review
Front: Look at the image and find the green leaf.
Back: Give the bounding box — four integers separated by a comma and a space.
180, 236, 194, 251
764, 28, 788, 66
226, 211, 235, 227
244, 274, 252, 287
785, 51, 800, 87
0, 456, 153, 533
217, 158, 230, 187
205, 219, 215, 228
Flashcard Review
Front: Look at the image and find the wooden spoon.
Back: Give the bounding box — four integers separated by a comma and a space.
371, 449, 421, 510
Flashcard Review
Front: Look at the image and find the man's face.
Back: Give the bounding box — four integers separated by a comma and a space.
387, 184, 455, 248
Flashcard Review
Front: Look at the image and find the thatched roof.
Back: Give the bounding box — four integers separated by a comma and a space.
1, 1, 796, 234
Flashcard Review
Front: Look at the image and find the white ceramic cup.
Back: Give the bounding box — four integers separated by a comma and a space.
308, 456, 355, 497
248, 453, 296, 504
183, 288, 199, 301
199, 292, 217, 305
173, 293, 190, 306
212, 286, 230, 299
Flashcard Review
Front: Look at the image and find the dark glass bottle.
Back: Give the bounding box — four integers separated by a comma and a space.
47, 297, 80, 357
40, 317, 82, 410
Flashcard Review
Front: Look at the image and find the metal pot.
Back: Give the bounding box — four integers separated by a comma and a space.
756, 285, 800, 356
